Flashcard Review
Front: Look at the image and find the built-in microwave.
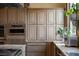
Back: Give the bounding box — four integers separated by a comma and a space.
9, 24, 25, 35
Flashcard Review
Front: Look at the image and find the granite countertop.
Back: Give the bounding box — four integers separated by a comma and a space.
53, 41, 79, 56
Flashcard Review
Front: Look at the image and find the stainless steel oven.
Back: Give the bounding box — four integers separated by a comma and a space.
0, 25, 4, 37
9, 24, 25, 35
0, 25, 5, 44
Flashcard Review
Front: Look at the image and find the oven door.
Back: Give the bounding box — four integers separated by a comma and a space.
0, 25, 4, 37
9, 28, 24, 35
9, 25, 25, 35
0, 29, 4, 37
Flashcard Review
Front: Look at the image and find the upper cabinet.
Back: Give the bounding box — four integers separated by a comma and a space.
56, 9, 64, 25
37, 25, 46, 40
7, 8, 18, 24
47, 25, 55, 42
28, 9, 37, 25
7, 8, 25, 24
28, 25, 36, 41
0, 8, 25, 25
47, 10, 55, 25
0, 8, 7, 25
27, 9, 47, 25
17, 8, 25, 24
37, 10, 46, 25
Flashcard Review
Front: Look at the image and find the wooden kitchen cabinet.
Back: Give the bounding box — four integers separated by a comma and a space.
7, 8, 25, 24
56, 9, 64, 25
26, 42, 56, 56
52, 42, 65, 56
37, 10, 46, 25
6, 38, 25, 44
28, 25, 36, 41
47, 25, 55, 41
7, 8, 18, 24
26, 42, 47, 56
27, 9, 47, 25
37, 25, 46, 40
0, 8, 7, 25
0, 8, 25, 25
27, 9, 37, 25
17, 8, 25, 24
47, 10, 55, 25
54, 45, 65, 56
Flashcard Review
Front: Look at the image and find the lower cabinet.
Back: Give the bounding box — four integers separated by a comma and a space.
26, 42, 47, 56
52, 42, 65, 56
26, 42, 65, 56
26, 52, 46, 56
55, 47, 65, 56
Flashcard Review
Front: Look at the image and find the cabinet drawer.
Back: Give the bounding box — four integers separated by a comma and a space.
7, 39, 25, 44
26, 52, 46, 56
27, 42, 47, 46
27, 45, 47, 52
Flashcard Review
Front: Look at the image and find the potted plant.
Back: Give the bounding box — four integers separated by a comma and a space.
57, 27, 71, 46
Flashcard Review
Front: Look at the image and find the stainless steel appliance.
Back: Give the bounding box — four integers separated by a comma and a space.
0, 25, 5, 44
0, 25, 4, 37
9, 24, 25, 35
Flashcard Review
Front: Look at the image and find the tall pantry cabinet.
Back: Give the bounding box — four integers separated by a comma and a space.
26, 9, 61, 42
0, 8, 26, 44
6, 8, 26, 44
27, 9, 47, 42
0, 8, 7, 44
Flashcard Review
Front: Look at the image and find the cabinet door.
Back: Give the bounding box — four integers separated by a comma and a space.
47, 25, 55, 42
37, 10, 46, 25
6, 39, 25, 44
47, 10, 55, 25
26, 42, 47, 56
28, 9, 37, 25
0, 8, 7, 25
17, 8, 25, 24
25, 8, 28, 25
56, 9, 64, 25
37, 25, 46, 40
8, 8, 18, 24
28, 25, 36, 41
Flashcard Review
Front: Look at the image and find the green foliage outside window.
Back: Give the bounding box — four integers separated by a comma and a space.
64, 3, 77, 16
